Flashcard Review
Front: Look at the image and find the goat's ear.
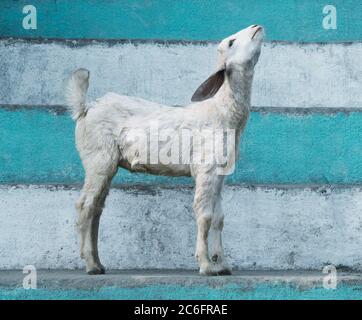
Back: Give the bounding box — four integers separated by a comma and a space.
191, 68, 225, 102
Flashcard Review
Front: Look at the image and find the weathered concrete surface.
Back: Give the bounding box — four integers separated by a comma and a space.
1, 270, 362, 300
1, 185, 362, 270
1, 40, 362, 108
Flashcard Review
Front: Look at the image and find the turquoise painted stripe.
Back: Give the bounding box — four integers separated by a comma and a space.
1, 284, 362, 300
1, 108, 362, 185
0, 0, 360, 42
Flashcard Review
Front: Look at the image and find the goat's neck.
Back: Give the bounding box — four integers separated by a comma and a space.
219, 65, 254, 127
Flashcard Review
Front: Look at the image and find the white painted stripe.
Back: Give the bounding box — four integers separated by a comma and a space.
1, 41, 362, 108
1, 185, 362, 270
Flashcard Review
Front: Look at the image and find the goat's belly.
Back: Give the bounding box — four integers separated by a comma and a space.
118, 160, 191, 177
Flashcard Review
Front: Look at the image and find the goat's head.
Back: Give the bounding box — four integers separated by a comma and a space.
217, 24, 263, 71
192, 25, 264, 102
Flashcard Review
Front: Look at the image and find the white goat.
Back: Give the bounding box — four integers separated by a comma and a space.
66, 25, 263, 275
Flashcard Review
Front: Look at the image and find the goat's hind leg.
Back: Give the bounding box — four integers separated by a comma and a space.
76, 155, 118, 275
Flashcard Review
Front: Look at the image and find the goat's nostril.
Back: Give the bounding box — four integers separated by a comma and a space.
252, 24, 258, 28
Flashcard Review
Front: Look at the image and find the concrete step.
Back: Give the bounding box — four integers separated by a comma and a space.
1, 270, 362, 300
2, 39, 362, 109
1, 185, 362, 271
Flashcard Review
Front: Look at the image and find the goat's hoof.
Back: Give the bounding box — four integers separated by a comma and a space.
199, 265, 219, 276
199, 264, 232, 276
199, 270, 218, 276
215, 263, 232, 276
86, 265, 105, 275
217, 268, 232, 276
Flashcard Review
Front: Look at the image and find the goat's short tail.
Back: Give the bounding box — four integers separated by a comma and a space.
66, 68, 90, 121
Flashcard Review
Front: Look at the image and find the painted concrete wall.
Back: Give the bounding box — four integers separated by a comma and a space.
1, 1, 362, 271
1, 185, 362, 270
2, 40, 362, 108
1, 108, 362, 185
0, 0, 359, 42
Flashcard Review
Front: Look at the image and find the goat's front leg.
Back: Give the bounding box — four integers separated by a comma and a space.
195, 209, 214, 275
193, 172, 225, 276
209, 200, 232, 275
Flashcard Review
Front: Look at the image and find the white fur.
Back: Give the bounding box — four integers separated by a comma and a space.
66, 25, 264, 275
65, 68, 90, 120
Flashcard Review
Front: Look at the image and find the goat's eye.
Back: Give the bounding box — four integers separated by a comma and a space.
228, 39, 235, 47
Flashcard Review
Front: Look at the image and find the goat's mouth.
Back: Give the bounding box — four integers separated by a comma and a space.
251, 26, 262, 39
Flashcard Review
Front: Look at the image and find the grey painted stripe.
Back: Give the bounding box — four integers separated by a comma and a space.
0, 37, 218, 46
2, 184, 362, 192
3, 37, 362, 46
3, 104, 362, 115
0, 104, 68, 114
1, 185, 362, 270
1, 41, 362, 108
